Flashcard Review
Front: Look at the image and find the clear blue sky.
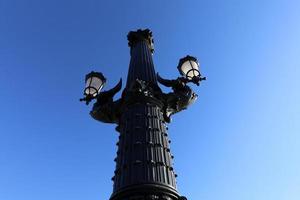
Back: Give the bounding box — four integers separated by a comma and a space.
0, 0, 299, 200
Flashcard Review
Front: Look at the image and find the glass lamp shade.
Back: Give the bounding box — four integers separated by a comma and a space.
177, 55, 201, 80
84, 71, 106, 97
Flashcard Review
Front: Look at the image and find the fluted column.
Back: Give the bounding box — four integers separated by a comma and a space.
109, 29, 180, 200
126, 29, 157, 88
112, 104, 178, 194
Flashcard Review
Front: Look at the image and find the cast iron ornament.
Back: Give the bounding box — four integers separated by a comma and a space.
80, 29, 205, 200
81, 72, 204, 124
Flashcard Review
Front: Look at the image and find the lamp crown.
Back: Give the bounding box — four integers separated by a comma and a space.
127, 29, 154, 53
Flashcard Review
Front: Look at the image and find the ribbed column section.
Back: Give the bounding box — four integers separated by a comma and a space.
109, 29, 181, 200
110, 103, 179, 200
126, 40, 158, 88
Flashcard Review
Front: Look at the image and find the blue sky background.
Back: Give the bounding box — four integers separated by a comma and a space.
0, 0, 299, 200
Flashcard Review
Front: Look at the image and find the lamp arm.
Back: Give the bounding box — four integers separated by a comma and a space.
90, 79, 123, 124
79, 95, 96, 105
157, 73, 177, 87
183, 76, 206, 86
98, 78, 122, 99
157, 74, 198, 122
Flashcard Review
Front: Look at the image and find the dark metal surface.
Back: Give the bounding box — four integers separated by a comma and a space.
81, 29, 204, 200
90, 78, 122, 123
157, 74, 198, 123
128, 29, 154, 53
111, 103, 178, 200
126, 29, 157, 88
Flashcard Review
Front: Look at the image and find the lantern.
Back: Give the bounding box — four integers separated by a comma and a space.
177, 55, 204, 83
84, 71, 106, 98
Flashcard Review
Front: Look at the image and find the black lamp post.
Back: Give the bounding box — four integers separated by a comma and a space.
81, 29, 205, 200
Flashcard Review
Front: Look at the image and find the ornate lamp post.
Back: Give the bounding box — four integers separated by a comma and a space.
80, 29, 205, 200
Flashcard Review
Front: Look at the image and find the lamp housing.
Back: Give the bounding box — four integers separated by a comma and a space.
177, 55, 204, 84
84, 71, 106, 98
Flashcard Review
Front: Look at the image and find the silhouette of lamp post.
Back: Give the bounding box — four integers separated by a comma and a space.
80, 29, 205, 200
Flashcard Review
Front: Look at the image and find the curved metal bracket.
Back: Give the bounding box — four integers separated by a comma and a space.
158, 72, 206, 87
157, 73, 178, 88
90, 78, 123, 124
95, 78, 122, 104
157, 73, 198, 123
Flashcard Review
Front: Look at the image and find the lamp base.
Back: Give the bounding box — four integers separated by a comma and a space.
110, 183, 185, 200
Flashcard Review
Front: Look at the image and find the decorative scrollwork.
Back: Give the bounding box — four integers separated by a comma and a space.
128, 79, 155, 97
178, 196, 188, 200
157, 74, 198, 123
90, 79, 122, 124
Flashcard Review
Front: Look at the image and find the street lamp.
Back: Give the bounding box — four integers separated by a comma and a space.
80, 29, 205, 200
80, 71, 106, 105
177, 55, 206, 85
